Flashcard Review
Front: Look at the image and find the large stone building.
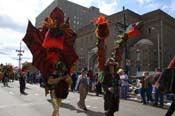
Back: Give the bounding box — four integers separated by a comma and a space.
35, 1, 175, 75
35, 0, 104, 31
76, 9, 175, 75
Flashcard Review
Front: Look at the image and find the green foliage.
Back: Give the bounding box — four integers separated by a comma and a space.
99, 71, 105, 83
114, 33, 124, 49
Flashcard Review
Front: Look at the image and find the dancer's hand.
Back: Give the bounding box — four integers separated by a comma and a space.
154, 81, 160, 88
108, 87, 114, 93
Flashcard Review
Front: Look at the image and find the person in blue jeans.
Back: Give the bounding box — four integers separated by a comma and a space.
154, 88, 164, 107
140, 72, 152, 104
118, 69, 128, 99
152, 68, 164, 107
147, 82, 154, 103
140, 86, 147, 104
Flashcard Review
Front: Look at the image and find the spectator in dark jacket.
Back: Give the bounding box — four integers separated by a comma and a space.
19, 72, 27, 95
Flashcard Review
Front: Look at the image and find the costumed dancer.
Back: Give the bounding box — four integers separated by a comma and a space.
47, 61, 72, 116
0, 64, 4, 81
92, 16, 120, 116
23, 7, 78, 116
92, 16, 143, 116
102, 58, 120, 116
154, 56, 175, 116
1, 65, 13, 87
165, 56, 175, 116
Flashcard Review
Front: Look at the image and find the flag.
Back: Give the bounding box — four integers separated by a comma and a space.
125, 22, 143, 38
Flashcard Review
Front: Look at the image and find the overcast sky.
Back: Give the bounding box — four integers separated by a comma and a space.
0, 0, 175, 67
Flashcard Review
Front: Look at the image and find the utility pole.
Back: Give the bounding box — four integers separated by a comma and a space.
150, 27, 160, 69
160, 19, 163, 70
123, 6, 129, 74
157, 32, 160, 69
16, 42, 24, 71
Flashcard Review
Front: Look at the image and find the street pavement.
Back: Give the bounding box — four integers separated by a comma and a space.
0, 81, 171, 116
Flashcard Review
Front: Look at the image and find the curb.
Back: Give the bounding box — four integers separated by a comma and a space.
127, 97, 170, 109
87, 92, 171, 109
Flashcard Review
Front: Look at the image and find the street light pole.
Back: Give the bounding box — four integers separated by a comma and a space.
87, 51, 90, 70
150, 27, 160, 69
16, 42, 24, 71
160, 19, 163, 70
123, 6, 128, 74
157, 33, 160, 69
145, 18, 163, 70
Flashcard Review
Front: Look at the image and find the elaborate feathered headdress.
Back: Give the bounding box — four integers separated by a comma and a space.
23, 7, 78, 77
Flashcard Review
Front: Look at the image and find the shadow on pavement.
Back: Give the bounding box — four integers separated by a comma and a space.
1, 85, 13, 88
87, 93, 103, 97
47, 99, 104, 116
25, 87, 32, 90
61, 102, 104, 116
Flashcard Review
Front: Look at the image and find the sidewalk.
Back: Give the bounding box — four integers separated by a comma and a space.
127, 92, 172, 109
87, 92, 171, 109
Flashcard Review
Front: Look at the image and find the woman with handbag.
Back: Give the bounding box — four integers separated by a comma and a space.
76, 68, 89, 111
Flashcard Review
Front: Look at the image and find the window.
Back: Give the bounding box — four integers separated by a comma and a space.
77, 21, 79, 24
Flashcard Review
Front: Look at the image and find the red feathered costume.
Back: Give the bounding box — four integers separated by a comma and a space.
92, 16, 143, 116
23, 7, 78, 116
168, 56, 175, 69
92, 16, 109, 71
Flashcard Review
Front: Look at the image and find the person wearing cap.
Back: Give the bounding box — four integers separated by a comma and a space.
118, 68, 128, 100
101, 58, 120, 116
76, 68, 89, 111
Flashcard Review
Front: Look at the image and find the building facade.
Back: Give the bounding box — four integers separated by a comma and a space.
76, 9, 175, 75
35, 0, 104, 31
35, 1, 175, 75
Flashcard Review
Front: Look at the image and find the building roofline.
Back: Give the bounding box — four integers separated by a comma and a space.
36, 0, 105, 20
67, 0, 97, 10
109, 9, 140, 18
142, 9, 175, 25
142, 9, 175, 20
